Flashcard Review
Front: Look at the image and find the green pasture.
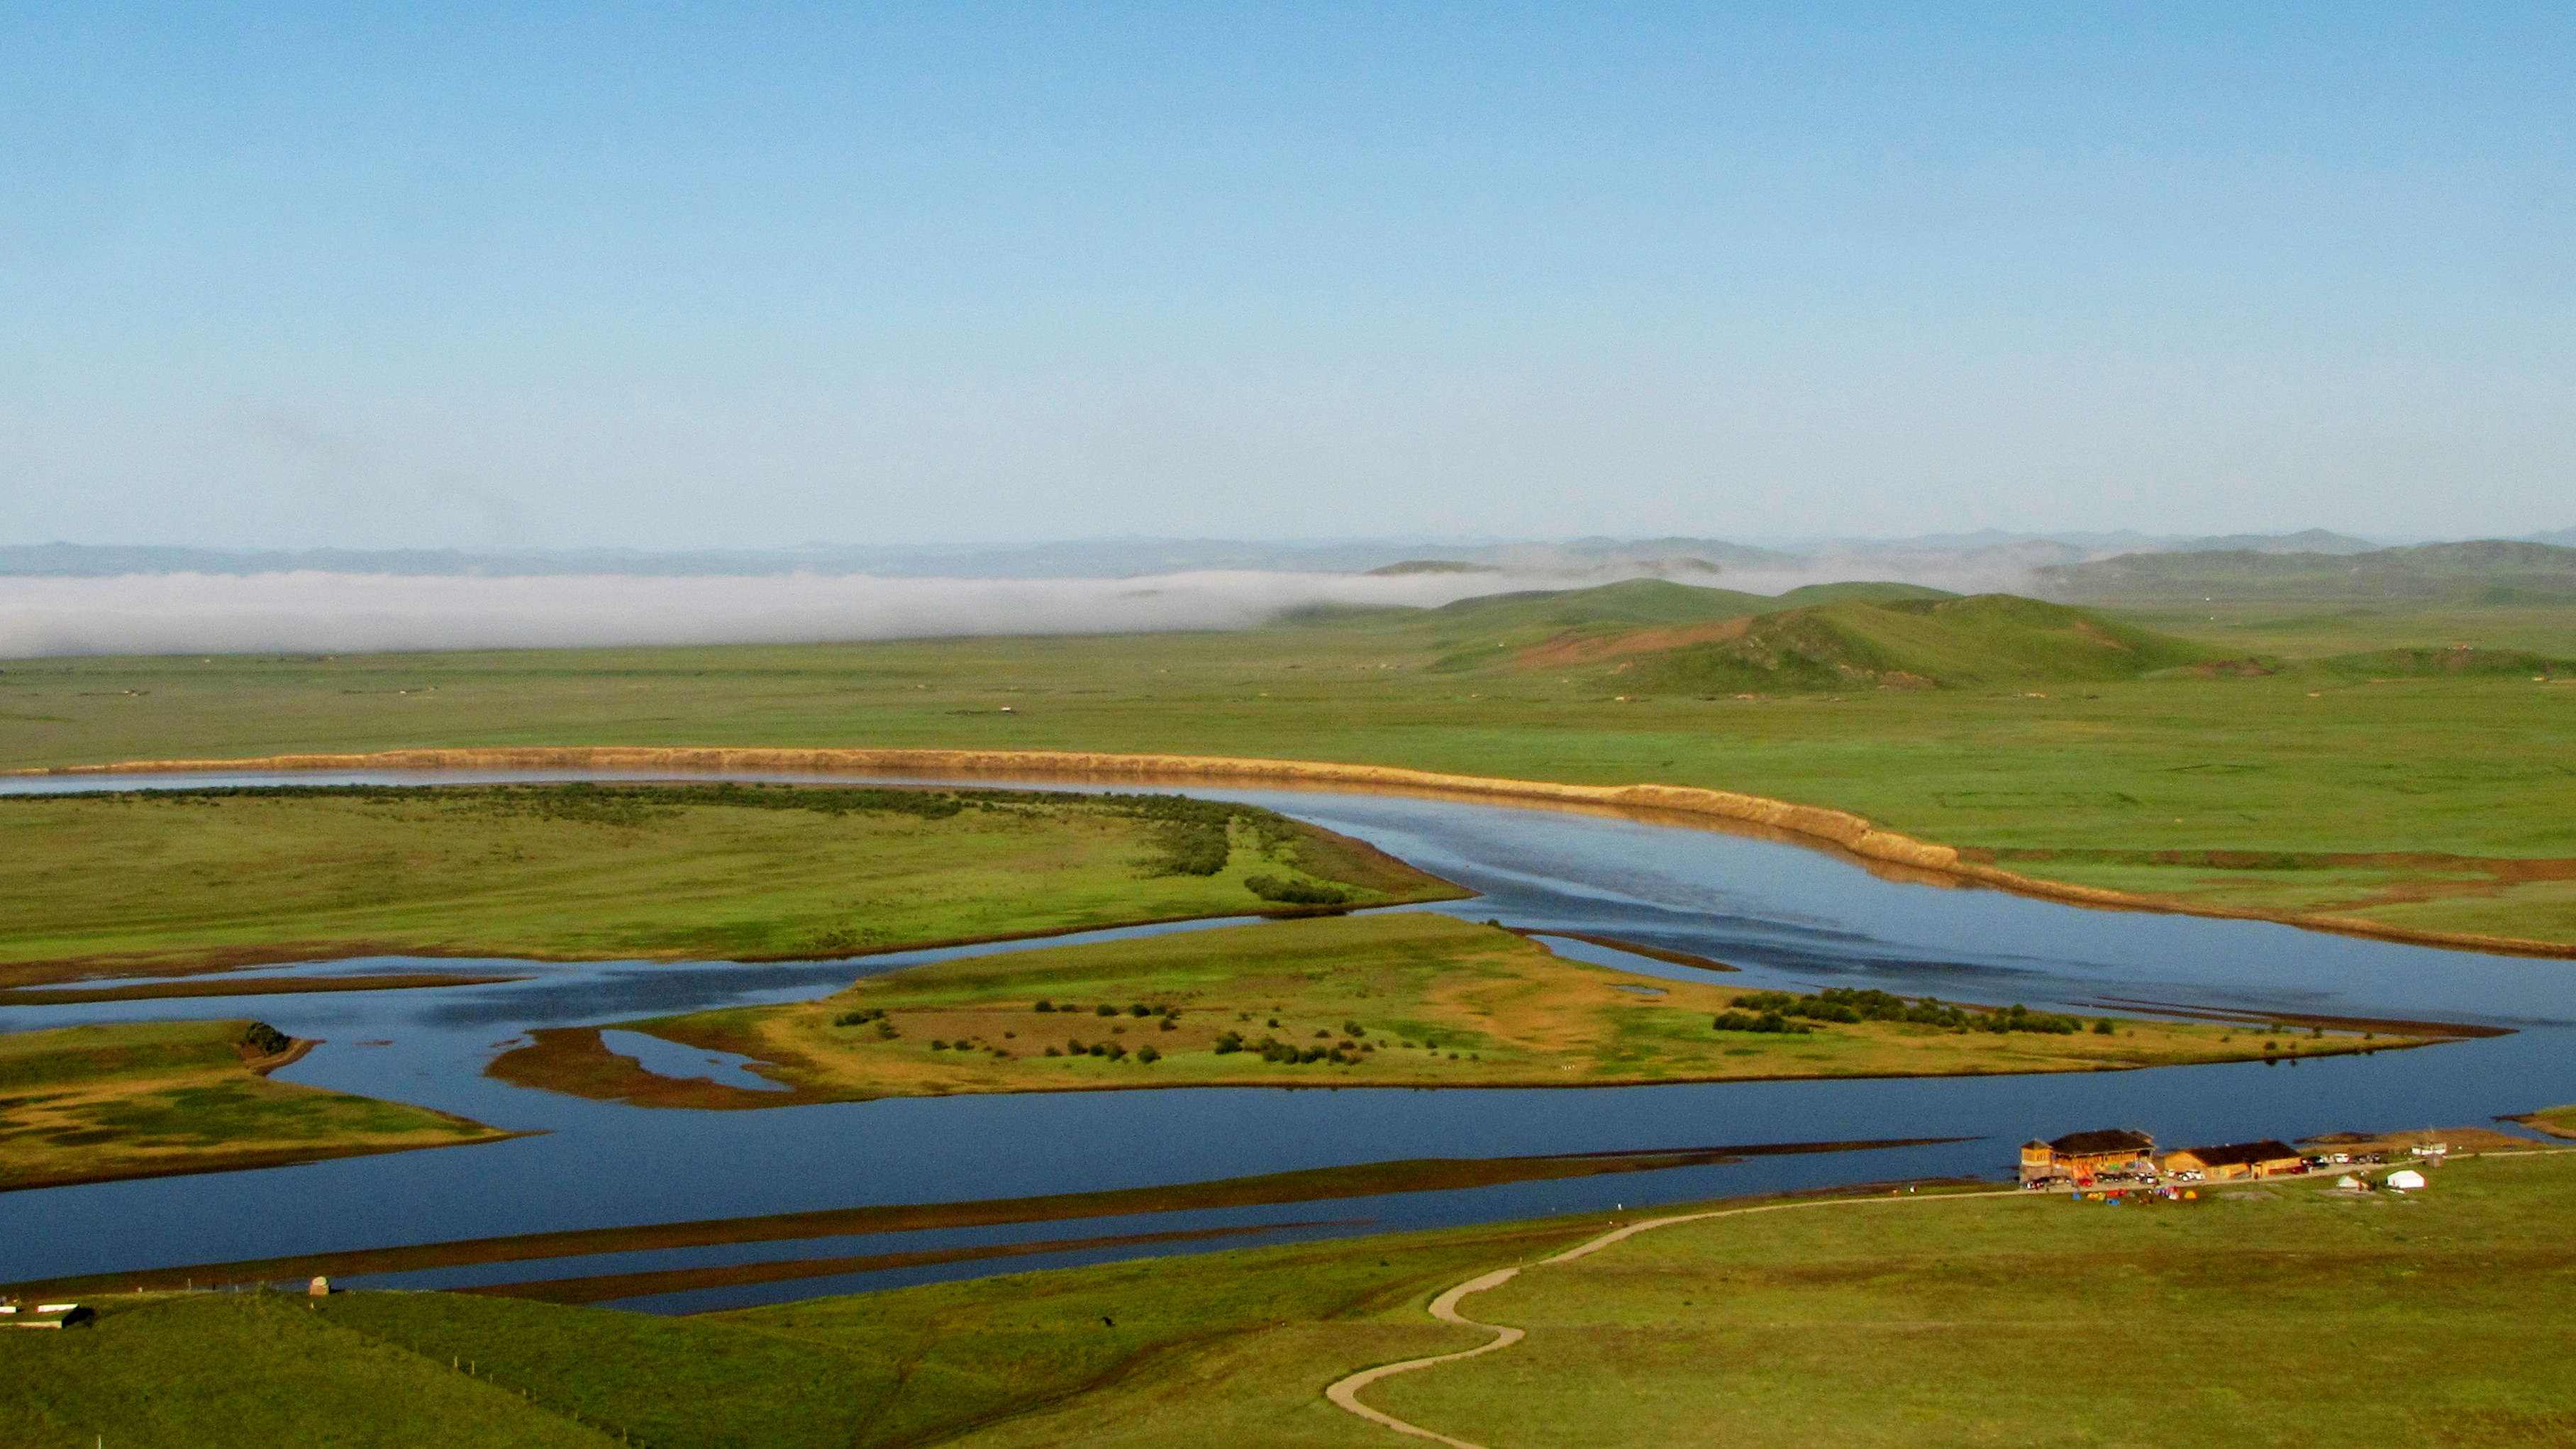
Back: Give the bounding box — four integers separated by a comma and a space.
4, 584, 2572, 945
0, 784, 1453, 984
7, 1151, 2567, 1447
1377, 1152, 2576, 1449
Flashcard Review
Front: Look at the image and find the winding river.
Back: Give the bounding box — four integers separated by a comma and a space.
5, 767, 2570, 1313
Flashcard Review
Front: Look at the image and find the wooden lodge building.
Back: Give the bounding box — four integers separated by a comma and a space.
2161, 1140, 2305, 1180
2019, 1128, 2155, 1185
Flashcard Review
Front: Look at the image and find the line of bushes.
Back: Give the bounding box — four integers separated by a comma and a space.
1243, 874, 1351, 906
1717, 987, 2089, 1036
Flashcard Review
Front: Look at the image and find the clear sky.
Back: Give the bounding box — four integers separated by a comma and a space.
5, 4, 2570, 549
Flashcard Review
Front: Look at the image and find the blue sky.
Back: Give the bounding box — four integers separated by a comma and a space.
4, 4, 2569, 548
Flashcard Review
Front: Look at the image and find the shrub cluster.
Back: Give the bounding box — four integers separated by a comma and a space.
1212, 1029, 1369, 1065
831, 1007, 887, 1027
1243, 874, 1352, 906
1715, 988, 2087, 1036
1711, 1009, 1811, 1034
239, 1021, 293, 1057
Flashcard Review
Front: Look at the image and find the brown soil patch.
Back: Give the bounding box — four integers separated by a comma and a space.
0, 972, 524, 1006
1514, 617, 1750, 670
465, 1220, 1350, 1307
2077, 995, 2510, 1040
1515, 930, 1738, 973
2501, 1114, 2576, 1142
1, 1132, 526, 1196
486, 1027, 833, 1110
2304, 1126, 2538, 1153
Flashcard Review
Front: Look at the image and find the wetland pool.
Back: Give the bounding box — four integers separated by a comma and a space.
4, 768, 2567, 1311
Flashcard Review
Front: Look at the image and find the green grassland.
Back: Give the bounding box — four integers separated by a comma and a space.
8, 1151, 2567, 1447
1376, 1152, 2576, 1449
521, 914, 2398, 1106
0, 784, 1458, 986
0, 1019, 507, 1190
6, 579, 2574, 945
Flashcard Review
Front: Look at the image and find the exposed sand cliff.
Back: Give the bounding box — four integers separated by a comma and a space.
19, 745, 2571, 959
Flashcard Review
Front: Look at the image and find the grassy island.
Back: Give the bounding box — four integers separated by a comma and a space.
501, 913, 2414, 1106
0, 783, 1461, 987
6, 1149, 2567, 1447
0, 1019, 509, 1191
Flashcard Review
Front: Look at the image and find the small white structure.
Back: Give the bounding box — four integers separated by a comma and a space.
4, 1301, 92, 1330
2333, 1175, 2363, 1192
2385, 1169, 2428, 1192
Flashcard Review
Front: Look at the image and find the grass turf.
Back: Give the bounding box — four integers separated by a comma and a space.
10, 1153, 2568, 1447
567, 913, 2402, 1104
1372, 1153, 2576, 1449
0, 783, 1458, 986
5, 590, 2572, 945
0, 1018, 507, 1191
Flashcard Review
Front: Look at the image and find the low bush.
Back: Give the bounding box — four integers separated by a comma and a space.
1243, 874, 1351, 906
1711, 1010, 1811, 1035
240, 1021, 293, 1057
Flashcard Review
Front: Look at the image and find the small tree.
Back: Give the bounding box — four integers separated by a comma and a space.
1136, 1045, 1160, 1065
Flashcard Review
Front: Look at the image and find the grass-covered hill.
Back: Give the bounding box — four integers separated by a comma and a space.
1621, 594, 2214, 694
2038, 539, 2576, 606
1297, 578, 2213, 693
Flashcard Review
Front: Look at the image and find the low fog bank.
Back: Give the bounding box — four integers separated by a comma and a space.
3, 567, 1676, 657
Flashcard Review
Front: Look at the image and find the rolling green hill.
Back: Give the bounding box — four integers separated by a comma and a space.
2313, 645, 2576, 680
1623, 594, 2214, 694
1286, 579, 2203, 692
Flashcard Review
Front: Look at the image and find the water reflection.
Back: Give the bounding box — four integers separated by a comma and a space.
3, 768, 2567, 1311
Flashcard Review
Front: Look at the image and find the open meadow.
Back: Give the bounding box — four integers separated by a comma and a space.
6, 1149, 2567, 1448
0, 782, 1456, 987
8, 582, 2571, 948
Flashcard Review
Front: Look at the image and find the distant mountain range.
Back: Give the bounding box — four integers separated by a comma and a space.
2035, 540, 2576, 605
1, 528, 2565, 590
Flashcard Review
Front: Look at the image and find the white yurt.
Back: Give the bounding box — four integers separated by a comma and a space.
2385, 1169, 2428, 1192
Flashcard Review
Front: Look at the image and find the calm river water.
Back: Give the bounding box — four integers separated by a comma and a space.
4, 769, 2568, 1311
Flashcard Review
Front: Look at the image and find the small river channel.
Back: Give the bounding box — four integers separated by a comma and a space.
4, 768, 2570, 1312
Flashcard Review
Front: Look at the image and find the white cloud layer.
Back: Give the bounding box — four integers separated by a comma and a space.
0, 569, 1626, 657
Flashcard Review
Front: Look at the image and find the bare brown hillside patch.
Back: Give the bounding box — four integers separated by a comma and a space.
1513, 617, 1751, 670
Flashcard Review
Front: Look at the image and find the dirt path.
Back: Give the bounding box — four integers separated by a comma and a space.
1323, 1187, 2024, 1448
